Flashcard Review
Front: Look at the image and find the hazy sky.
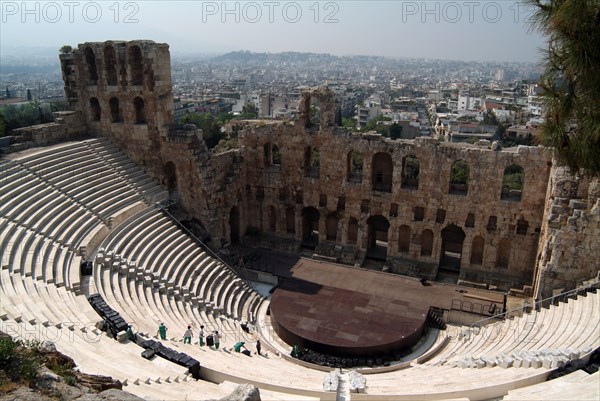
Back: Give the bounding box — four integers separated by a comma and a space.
0, 0, 546, 62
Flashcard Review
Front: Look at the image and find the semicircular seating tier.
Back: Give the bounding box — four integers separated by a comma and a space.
1, 137, 598, 401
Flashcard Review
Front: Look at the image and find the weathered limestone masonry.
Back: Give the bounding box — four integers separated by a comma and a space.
5, 111, 85, 152
55, 40, 598, 297
60, 40, 173, 177
534, 167, 600, 299
238, 88, 552, 291
59, 40, 245, 249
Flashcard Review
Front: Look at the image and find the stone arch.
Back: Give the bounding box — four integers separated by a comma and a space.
104, 45, 118, 85
272, 144, 281, 165
89, 97, 101, 121
229, 207, 240, 245
366, 215, 390, 260
372, 152, 393, 192
421, 229, 433, 256
301, 207, 320, 249
133, 97, 146, 124
347, 217, 358, 244
398, 225, 411, 253
449, 159, 470, 195
304, 146, 320, 178
268, 205, 277, 232
109, 97, 122, 122
325, 213, 338, 241
470, 235, 485, 265
347, 150, 363, 183
309, 94, 321, 127
496, 238, 511, 268
501, 164, 524, 201
285, 206, 295, 234
128, 45, 144, 86
440, 224, 466, 269
402, 155, 420, 189
84, 46, 98, 84
163, 161, 177, 192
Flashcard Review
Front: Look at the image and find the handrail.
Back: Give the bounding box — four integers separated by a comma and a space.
155, 202, 254, 290
468, 280, 600, 330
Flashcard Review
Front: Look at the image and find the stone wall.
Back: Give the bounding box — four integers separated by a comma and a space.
236, 111, 552, 290
534, 165, 600, 299
1, 111, 85, 153
58, 40, 599, 294
60, 40, 173, 179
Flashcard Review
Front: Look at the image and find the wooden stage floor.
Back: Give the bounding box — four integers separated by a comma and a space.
269, 257, 504, 356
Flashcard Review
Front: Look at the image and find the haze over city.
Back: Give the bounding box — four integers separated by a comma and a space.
1, 0, 545, 62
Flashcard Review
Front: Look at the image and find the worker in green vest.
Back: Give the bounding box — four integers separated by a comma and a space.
158, 323, 168, 340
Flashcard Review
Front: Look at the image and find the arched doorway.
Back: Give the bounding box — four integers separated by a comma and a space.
229, 207, 240, 245
301, 207, 320, 249
440, 225, 466, 275
163, 161, 177, 201
366, 215, 390, 260
371, 153, 393, 192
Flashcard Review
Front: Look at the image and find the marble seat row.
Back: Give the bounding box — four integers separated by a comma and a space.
428, 290, 600, 369
3, 138, 599, 401
96, 208, 263, 323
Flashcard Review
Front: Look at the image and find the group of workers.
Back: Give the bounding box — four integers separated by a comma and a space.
154, 322, 261, 355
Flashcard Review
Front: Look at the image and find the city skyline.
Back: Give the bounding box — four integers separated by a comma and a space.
1, 1, 545, 63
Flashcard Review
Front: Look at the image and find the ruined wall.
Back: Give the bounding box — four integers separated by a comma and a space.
534, 166, 600, 299
1, 111, 85, 153
60, 41, 599, 293
60, 40, 173, 178
236, 88, 553, 290
60, 40, 248, 249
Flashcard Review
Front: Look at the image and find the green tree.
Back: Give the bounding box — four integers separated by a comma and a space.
341, 117, 356, 130
240, 103, 258, 119
528, 0, 600, 176
389, 123, 403, 139
181, 112, 226, 149
482, 110, 499, 126
0, 112, 6, 136
364, 116, 391, 135
0, 102, 52, 136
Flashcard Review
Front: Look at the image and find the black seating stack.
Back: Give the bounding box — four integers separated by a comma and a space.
139, 338, 201, 379
88, 293, 129, 336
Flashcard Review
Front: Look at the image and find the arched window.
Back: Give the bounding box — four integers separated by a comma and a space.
401, 155, 420, 189
134, 97, 146, 124
372, 152, 393, 192
109, 97, 121, 122
398, 225, 411, 253
286, 207, 295, 234
269, 206, 277, 232
128, 45, 143, 86
326, 214, 338, 241
367, 215, 390, 260
501, 164, 524, 201
301, 207, 320, 249
347, 217, 358, 244
449, 160, 470, 195
470, 235, 484, 265
264, 142, 282, 166
304, 147, 320, 178
496, 238, 511, 268
104, 45, 118, 85
272, 144, 281, 165
84, 46, 98, 84
421, 229, 433, 256
347, 150, 363, 183
89, 97, 101, 121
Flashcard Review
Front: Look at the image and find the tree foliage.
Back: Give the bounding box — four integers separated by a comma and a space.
528, 0, 600, 176
0, 102, 62, 137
